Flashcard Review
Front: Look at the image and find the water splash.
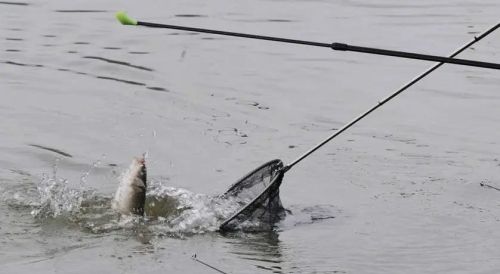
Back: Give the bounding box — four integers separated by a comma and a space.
22, 158, 238, 234
20, 158, 327, 235
144, 180, 243, 234
31, 158, 90, 218
80, 155, 104, 186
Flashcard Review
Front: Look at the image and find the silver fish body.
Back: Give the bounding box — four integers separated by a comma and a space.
112, 156, 147, 215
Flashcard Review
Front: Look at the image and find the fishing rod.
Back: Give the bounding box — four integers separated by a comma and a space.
116, 12, 500, 71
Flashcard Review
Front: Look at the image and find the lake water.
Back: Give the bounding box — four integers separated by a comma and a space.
1, 0, 500, 273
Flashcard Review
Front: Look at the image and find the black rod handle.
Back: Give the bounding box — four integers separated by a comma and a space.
331, 42, 500, 70
137, 21, 500, 70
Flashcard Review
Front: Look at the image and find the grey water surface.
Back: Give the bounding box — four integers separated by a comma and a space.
1, 0, 500, 273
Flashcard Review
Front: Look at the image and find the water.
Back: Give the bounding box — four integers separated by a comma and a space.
1, 0, 500, 273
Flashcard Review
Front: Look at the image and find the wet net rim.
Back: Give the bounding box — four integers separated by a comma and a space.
223, 159, 283, 195
219, 159, 284, 231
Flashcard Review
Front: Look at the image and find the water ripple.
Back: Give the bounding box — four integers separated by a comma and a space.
96, 76, 146, 86
28, 144, 73, 158
0, 1, 29, 6
2, 59, 166, 91
2, 60, 43, 67
174, 14, 208, 18
83, 56, 154, 72
54, 9, 107, 13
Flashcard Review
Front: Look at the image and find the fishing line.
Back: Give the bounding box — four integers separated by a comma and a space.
480, 182, 500, 192
192, 254, 229, 274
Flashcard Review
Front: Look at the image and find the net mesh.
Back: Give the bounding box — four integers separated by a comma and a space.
220, 159, 286, 231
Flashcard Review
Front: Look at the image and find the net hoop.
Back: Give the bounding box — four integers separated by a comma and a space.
219, 159, 285, 231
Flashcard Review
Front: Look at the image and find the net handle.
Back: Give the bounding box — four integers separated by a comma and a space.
284, 22, 500, 173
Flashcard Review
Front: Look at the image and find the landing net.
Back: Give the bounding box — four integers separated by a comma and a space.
219, 159, 286, 231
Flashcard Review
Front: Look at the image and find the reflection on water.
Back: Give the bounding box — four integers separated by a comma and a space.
226, 231, 284, 273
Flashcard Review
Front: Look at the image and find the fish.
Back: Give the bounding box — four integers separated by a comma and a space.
112, 156, 147, 216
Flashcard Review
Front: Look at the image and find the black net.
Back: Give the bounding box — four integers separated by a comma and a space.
220, 159, 286, 231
